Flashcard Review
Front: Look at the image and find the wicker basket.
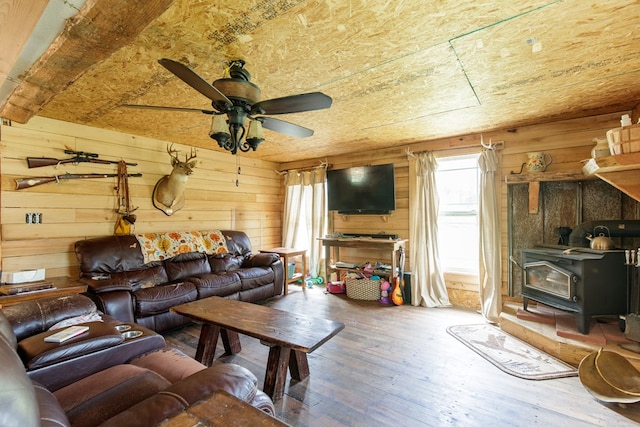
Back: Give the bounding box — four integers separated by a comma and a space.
346, 278, 381, 300
607, 125, 640, 155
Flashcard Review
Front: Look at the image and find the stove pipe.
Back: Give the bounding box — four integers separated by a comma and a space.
568, 220, 640, 247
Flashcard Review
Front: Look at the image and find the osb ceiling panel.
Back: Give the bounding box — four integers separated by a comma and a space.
451, 1, 640, 116
3, 0, 640, 162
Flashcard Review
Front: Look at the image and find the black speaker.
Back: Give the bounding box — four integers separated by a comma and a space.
403, 271, 411, 304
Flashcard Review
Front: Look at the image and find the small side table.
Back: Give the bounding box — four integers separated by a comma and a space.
0, 276, 87, 308
259, 247, 307, 295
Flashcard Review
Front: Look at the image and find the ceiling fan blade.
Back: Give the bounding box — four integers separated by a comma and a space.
251, 92, 332, 115
121, 104, 215, 114
261, 117, 314, 138
158, 58, 232, 107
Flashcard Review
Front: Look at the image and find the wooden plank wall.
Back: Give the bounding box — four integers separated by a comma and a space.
0, 117, 283, 279
0, 111, 628, 308
281, 111, 628, 308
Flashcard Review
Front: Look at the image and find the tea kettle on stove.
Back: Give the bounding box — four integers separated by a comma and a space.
587, 226, 616, 250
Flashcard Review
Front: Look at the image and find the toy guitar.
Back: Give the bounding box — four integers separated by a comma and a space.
391, 246, 405, 305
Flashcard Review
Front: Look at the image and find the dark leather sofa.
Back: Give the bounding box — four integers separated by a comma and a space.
74, 230, 284, 332
0, 294, 276, 426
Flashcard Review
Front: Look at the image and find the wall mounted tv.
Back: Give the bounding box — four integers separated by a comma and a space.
327, 164, 396, 214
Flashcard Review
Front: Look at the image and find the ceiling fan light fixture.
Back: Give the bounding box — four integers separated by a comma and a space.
246, 119, 265, 151
209, 114, 231, 147
209, 112, 258, 154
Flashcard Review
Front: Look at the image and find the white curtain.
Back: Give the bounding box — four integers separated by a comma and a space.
478, 148, 502, 323
282, 167, 327, 278
409, 152, 451, 307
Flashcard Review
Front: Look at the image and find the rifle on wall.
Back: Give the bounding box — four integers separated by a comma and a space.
16, 173, 142, 190
27, 150, 138, 168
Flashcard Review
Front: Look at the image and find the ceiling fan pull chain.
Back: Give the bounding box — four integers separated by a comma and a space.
236, 157, 241, 187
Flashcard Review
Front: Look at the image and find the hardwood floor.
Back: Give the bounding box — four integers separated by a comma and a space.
163, 285, 640, 426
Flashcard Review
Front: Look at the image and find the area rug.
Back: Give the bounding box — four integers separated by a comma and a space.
447, 324, 578, 380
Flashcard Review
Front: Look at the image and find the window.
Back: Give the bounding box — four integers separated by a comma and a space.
435, 154, 480, 274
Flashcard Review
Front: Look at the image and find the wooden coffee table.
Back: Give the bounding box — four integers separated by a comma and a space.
171, 297, 345, 401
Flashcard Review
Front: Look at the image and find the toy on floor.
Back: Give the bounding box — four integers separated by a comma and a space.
379, 279, 391, 305
305, 276, 324, 288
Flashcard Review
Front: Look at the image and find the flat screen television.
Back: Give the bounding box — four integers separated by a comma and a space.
327, 164, 395, 214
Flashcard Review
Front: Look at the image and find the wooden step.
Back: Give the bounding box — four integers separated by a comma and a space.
500, 301, 640, 369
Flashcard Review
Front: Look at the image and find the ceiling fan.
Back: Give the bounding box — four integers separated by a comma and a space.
123, 59, 332, 154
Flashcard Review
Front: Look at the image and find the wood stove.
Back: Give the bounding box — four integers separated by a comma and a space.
521, 245, 628, 334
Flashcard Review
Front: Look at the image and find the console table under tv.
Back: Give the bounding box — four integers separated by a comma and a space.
319, 237, 407, 281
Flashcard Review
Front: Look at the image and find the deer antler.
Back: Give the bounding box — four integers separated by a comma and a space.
167, 143, 180, 161
185, 147, 197, 162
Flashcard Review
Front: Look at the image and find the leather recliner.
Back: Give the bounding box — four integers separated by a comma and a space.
0, 294, 276, 426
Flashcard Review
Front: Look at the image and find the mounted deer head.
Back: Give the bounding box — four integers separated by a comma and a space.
152, 143, 197, 216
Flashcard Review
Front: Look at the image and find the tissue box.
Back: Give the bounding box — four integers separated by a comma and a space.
2, 269, 45, 284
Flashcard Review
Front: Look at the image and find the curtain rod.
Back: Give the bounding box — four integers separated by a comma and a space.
276, 160, 331, 175
406, 138, 504, 157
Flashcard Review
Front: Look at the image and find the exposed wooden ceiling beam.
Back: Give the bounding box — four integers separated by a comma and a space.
0, 0, 174, 123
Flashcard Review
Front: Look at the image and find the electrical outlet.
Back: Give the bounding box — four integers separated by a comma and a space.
25, 213, 42, 224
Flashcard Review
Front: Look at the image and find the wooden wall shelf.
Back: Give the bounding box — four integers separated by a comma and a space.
504, 171, 592, 184
582, 153, 640, 173
504, 153, 640, 209
582, 153, 640, 202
